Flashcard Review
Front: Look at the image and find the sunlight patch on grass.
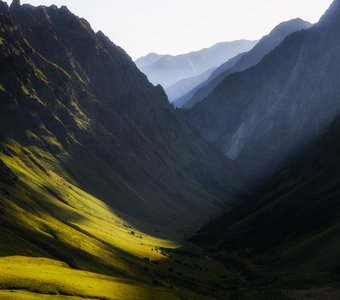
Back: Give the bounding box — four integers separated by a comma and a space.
21, 85, 30, 96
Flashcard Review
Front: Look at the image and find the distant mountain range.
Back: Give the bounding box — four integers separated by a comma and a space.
165, 68, 215, 102
135, 40, 258, 93
177, 18, 312, 108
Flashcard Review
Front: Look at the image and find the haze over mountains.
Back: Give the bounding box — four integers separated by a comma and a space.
165, 68, 215, 103
135, 40, 257, 97
176, 18, 312, 108
1, 0, 340, 299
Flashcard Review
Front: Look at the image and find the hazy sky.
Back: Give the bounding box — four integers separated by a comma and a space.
4, 0, 334, 59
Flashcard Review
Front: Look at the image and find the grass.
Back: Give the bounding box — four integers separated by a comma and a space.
21, 85, 30, 96
40, 135, 64, 152
73, 70, 86, 85
0, 256, 216, 300
0, 291, 86, 300
0, 139, 237, 299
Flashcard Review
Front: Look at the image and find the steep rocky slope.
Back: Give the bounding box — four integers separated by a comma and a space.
186, 3, 340, 183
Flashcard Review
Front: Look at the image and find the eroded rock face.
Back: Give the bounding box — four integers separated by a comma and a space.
186, 0, 340, 184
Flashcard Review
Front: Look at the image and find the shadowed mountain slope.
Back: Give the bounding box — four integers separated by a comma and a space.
186, 5, 340, 183
195, 112, 340, 289
193, 1, 340, 293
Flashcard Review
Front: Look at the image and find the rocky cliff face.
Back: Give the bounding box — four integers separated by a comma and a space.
186, 1, 340, 183
0, 0, 243, 232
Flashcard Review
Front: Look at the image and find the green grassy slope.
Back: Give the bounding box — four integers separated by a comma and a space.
0, 139, 224, 299
0, 139, 279, 299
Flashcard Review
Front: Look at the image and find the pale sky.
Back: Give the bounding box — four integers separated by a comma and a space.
4, 0, 334, 59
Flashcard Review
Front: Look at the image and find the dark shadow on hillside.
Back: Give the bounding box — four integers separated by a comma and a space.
61, 151, 243, 241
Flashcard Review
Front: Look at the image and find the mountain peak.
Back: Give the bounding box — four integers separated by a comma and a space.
269, 18, 312, 37
319, 0, 340, 26
10, 0, 20, 8
0, 1, 9, 12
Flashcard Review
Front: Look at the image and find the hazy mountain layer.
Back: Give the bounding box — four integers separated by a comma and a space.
135, 40, 257, 90
174, 53, 244, 108
180, 18, 312, 108
165, 68, 215, 103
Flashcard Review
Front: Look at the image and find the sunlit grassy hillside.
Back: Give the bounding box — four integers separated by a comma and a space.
0, 139, 296, 300
0, 139, 234, 299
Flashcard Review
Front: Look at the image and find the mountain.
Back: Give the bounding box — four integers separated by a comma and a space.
165, 68, 215, 103
3, 0, 245, 230
179, 18, 312, 108
0, 1, 247, 298
186, 9, 339, 184
135, 40, 258, 90
193, 1, 340, 294
195, 109, 340, 293
134, 52, 164, 68
174, 52, 245, 108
